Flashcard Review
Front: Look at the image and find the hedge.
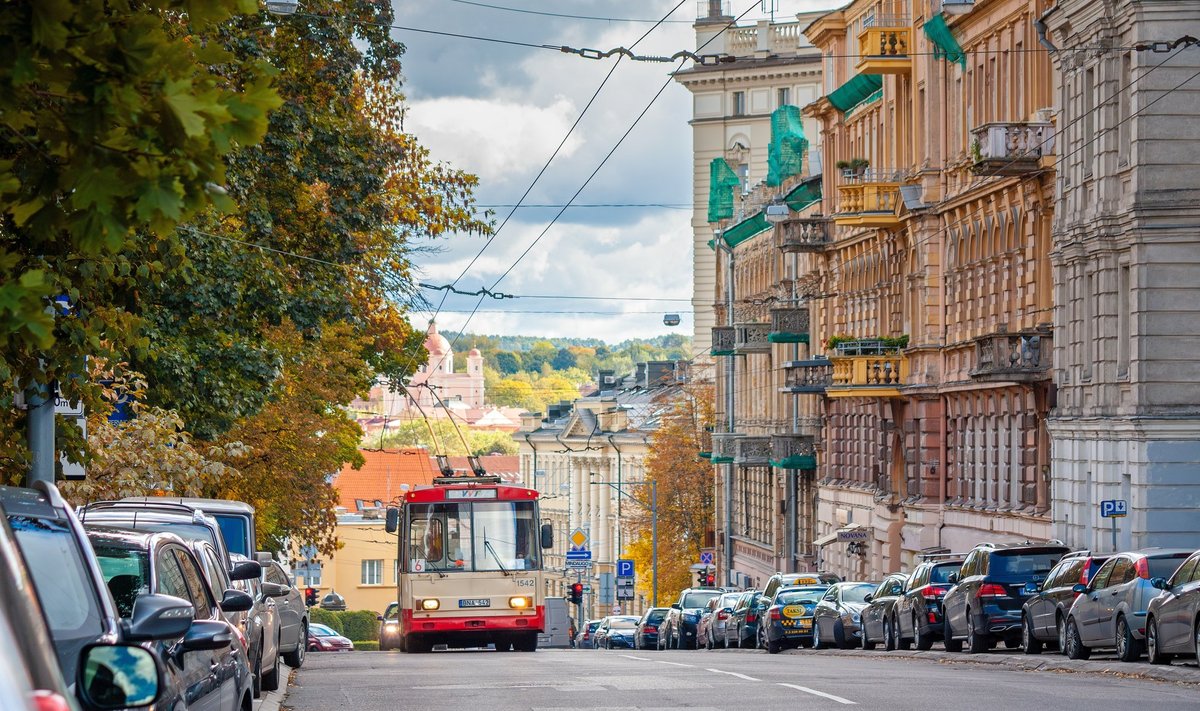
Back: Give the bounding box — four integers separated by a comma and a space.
337, 610, 379, 642
308, 607, 343, 635
352, 641, 380, 651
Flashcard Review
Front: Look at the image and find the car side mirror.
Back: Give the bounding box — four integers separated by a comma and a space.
219, 589, 254, 613
126, 593, 194, 642
229, 560, 262, 581
77, 643, 163, 709
180, 620, 233, 653
385, 507, 399, 534
1071, 583, 1088, 594
863, 593, 874, 603
377, 614, 385, 621
1150, 577, 1168, 590
671, 603, 681, 610
540, 522, 554, 550
947, 572, 959, 584
262, 581, 289, 598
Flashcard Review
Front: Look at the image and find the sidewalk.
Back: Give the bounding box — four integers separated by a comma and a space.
252, 664, 296, 711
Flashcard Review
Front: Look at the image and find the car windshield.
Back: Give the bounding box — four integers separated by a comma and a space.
311, 624, 337, 637
213, 515, 251, 557
681, 591, 720, 608
384, 603, 399, 620
646, 610, 666, 622
609, 618, 638, 629
991, 552, 1064, 578
407, 501, 540, 573
7, 514, 104, 685
841, 584, 875, 603
777, 590, 821, 606
930, 564, 961, 583
1146, 555, 1190, 579
91, 543, 151, 619
586, 622, 601, 632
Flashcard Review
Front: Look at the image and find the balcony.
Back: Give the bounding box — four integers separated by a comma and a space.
768, 307, 810, 344
825, 339, 908, 397
770, 433, 817, 470
856, 20, 911, 75
970, 330, 1052, 382
735, 322, 771, 354
711, 326, 736, 356
971, 121, 1056, 176
776, 216, 830, 253
835, 170, 903, 228
734, 436, 772, 467
781, 358, 833, 394
710, 430, 741, 464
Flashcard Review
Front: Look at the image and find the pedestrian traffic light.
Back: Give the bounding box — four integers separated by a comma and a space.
569, 582, 584, 605
305, 587, 318, 607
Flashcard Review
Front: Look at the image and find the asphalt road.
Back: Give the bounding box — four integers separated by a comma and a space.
286, 645, 1200, 710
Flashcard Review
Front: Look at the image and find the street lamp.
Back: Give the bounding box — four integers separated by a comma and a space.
590, 475, 658, 606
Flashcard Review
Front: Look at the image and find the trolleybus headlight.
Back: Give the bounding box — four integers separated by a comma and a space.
418, 598, 440, 611
508, 596, 533, 609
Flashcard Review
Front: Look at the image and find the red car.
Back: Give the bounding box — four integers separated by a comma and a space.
308, 623, 355, 651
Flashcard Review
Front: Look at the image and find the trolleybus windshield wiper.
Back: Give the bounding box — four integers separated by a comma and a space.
483, 539, 511, 576
424, 559, 447, 578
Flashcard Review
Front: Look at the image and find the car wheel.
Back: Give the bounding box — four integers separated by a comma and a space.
862, 621, 876, 651
894, 615, 911, 651
284, 622, 307, 667
832, 620, 846, 649
812, 620, 825, 650
261, 638, 281, 692
705, 632, 713, 650
1146, 617, 1172, 665
1022, 614, 1043, 654
252, 647, 263, 699
943, 618, 963, 653
966, 611, 990, 654
1063, 618, 1091, 660
914, 614, 933, 651
768, 637, 781, 654
1056, 614, 1067, 652
1115, 615, 1143, 662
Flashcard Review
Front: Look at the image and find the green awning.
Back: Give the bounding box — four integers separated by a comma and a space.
721, 212, 770, 248
827, 74, 883, 114
784, 175, 822, 212
844, 88, 882, 118
768, 332, 810, 344
711, 348, 735, 357
924, 13, 966, 68
711, 455, 734, 464
770, 455, 817, 470
698, 451, 713, 459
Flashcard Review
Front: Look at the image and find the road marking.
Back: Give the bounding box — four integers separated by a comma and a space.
778, 683, 856, 705
705, 668, 760, 681
654, 660, 694, 667
620, 654, 651, 661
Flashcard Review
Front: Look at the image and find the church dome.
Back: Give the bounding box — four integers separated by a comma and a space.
424, 321, 451, 355
468, 347, 481, 357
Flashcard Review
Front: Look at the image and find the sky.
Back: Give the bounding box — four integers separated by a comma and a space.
392, 0, 833, 346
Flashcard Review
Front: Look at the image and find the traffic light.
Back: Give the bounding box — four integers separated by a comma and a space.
704, 572, 715, 586
568, 582, 584, 605
697, 569, 714, 586
305, 587, 318, 607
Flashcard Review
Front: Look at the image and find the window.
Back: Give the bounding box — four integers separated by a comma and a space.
1106, 557, 1134, 587
305, 565, 323, 587
777, 87, 790, 107
355, 499, 365, 511
732, 91, 746, 116
1118, 53, 1131, 163
1089, 558, 1116, 590
265, 563, 289, 587
1118, 265, 1130, 377
1169, 557, 1198, 587
361, 559, 383, 585
93, 544, 151, 619
172, 548, 214, 620
1082, 67, 1095, 174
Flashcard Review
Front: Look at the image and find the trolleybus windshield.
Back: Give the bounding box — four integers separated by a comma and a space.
407, 501, 540, 573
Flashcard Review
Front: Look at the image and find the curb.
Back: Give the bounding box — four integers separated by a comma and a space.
785, 647, 1200, 685
254, 664, 296, 711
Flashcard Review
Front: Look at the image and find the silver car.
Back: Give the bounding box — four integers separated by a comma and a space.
699, 592, 742, 649
1062, 548, 1193, 661
231, 553, 285, 697
1145, 548, 1200, 664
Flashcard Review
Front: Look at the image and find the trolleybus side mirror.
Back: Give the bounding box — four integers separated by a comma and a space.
540, 522, 554, 550
385, 507, 399, 534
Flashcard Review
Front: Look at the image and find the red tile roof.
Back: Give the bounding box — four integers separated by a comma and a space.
334, 449, 438, 510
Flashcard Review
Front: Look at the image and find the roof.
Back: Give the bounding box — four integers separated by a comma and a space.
334, 449, 439, 510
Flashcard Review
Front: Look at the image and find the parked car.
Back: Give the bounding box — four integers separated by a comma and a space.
262, 558, 309, 665
699, 592, 742, 649
761, 571, 841, 604
1020, 550, 1112, 654
727, 590, 768, 649
0, 490, 165, 711
1062, 548, 1193, 661
893, 556, 963, 650
812, 582, 875, 649
575, 619, 601, 650
595, 616, 640, 650
1146, 548, 1200, 664
84, 525, 255, 711
635, 607, 669, 650
660, 587, 722, 650
308, 622, 354, 651
942, 541, 1071, 653
122, 497, 257, 557
230, 552, 285, 696
763, 585, 828, 653
860, 573, 908, 650
379, 602, 401, 650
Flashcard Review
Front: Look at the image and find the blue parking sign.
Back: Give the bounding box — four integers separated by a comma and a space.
616, 559, 634, 577
1100, 499, 1127, 518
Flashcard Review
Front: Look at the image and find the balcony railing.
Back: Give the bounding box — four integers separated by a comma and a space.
835, 170, 903, 227
781, 358, 833, 394
826, 354, 909, 397
735, 322, 771, 354
735, 436, 772, 467
776, 215, 830, 253
711, 326, 736, 356
710, 430, 741, 464
770, 433, 817, 470
857, 22, 911, 75
769, 307, 810, 344
971, 330, 1052, 382
971, 122, 1056, 176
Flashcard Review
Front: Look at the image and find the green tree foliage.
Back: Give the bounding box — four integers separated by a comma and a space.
494, 351, 522, 375
378, 419, 516, 457
551, 348, 577, 371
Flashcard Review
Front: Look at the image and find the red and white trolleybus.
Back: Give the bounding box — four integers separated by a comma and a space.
383, 475, 552, 652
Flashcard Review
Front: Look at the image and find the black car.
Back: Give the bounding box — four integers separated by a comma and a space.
86, 526, 256, 711
942, 541, 1071, 653
859, 573, 908, 650
812, 582, 875, 649
595, 616, 640, 650
894, 557, 964, 650
263, 558, 309, 666
763, 585, 828, 653
379, 602, 401, 651
1021, 550, 1111, 654
635, 607, 669, 650
660, 587, 722, 650
728, 590, 768, 649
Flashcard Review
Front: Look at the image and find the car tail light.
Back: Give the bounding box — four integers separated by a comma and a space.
1080, 564, 1091, 586
717, 610, 729, 620
1134, 557, 1150, 579
928, 612, 937, 624
770, 608, 782, 621
977, 583, 1008, 598
922, 586, 948, 599
644, 625, 657, 633
746, 612, 757, 623
30, 691, 71, 711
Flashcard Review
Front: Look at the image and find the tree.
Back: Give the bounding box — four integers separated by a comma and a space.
494, 351, 522, 375
626, 384, 714, 606
551, 348, 577, 371
489, 379, 538, 411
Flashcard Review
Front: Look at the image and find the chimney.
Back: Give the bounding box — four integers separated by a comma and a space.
646, 361, 675, 387
597, 370, 617, 392
635, 363, 648, 386
519, 412, 543, 432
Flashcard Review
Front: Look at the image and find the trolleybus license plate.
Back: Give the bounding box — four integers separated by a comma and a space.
459, 598, 491, 608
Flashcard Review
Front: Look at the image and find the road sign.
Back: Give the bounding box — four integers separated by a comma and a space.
569, 528, 589, 550
699, 551, 714, 566
598, 572, 614, 605
565, 549, 592, 561
582, 584, 592, 593
612, 603, 621, 614
616, 559, 635, 577
616, 577, 635, 601
566, 559, 591, 571
1100, 499, 1127, 518
836, 528, 872, 542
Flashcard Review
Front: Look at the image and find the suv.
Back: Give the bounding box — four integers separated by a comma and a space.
894, 556, 964, 650
1020, 550, 1112, 654
942, 541, 1071, 653
123, 497, 257, 557
660, 587, 723, 649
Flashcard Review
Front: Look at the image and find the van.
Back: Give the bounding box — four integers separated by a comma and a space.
124, 496, 257, 557
538, 597, 571, 648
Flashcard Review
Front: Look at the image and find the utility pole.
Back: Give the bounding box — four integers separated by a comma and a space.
591, 475, 658, 609
25, 379, 55, 486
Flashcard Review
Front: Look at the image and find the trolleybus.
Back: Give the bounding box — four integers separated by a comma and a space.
384, 475, 553, 652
